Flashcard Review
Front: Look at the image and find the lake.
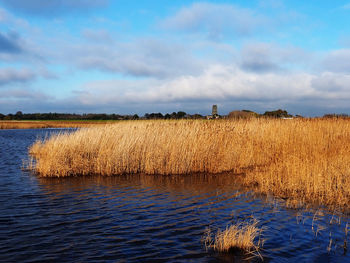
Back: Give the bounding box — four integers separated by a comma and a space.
0, 129, 349, 262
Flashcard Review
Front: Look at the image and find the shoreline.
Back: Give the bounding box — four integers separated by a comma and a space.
0, 120, 119, 130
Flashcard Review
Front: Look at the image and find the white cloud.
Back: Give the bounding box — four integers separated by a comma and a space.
0, 68, 36, 86
69, 37, 204, 78
2, 63, 350, 115
162, 2, 268, 40
312, 72, 350, 92
239, 42, 312, 73
70, 62, 350, 114
323, 49, 350, 73
74, 64, 350, 105
125, 65, 316, 103
0, 87, 49, 99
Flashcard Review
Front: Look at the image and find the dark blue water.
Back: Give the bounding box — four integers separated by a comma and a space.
0, 129, 349, 262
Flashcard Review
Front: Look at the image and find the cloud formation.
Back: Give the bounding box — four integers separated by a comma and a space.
162, 2, 267, 39
312, 72, 350, 92
72, 36, 203, 78
73, 64, 350, 106
122, 65, 315, 103
323, 49, 350, 73
0, 0, 108, 16
2, 63, 349, 115
239, 43, 310, 73
0, 68, 36, 86
0, 1, 349, 116
240, 44, 281, 73
42, 61, 344, 116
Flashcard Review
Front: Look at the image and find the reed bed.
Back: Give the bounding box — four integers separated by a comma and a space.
28, 119, 350, 210
0, 120, 112, 129
204, 220, 262, 254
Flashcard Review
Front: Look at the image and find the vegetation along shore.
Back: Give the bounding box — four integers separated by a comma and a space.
0, 120, 119, 130
28, 118, 350, 212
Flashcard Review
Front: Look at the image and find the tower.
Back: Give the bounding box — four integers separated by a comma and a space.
212, 105, 218, 116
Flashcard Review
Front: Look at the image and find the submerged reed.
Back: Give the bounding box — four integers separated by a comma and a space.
204, 219, 262, 254
28, 119, 350, 210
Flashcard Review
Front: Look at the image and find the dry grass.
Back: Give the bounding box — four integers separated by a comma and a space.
28, 118, 350, 210
204, 219, 262, 255
0, 120, 115, 129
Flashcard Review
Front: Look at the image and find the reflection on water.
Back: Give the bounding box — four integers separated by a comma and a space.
0, 129, 350, 262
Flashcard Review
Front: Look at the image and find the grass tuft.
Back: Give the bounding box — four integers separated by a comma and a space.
204, 219, 263, 256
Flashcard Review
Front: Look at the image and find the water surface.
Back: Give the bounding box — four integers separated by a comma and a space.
0, 129, 349, 262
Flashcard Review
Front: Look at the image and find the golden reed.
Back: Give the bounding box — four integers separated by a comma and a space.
204, 219, 262, 254
29, 119, 350, 210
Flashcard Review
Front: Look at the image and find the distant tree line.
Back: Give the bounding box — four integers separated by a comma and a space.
8, 109, 349, 121
0, 111, 206, 121
228, 109, 296, 119
144, 111, 204, 119
0, 111, 139, 120
323, 113, 349, 118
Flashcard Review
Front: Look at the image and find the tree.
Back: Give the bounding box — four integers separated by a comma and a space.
176, 111, 186, 119
14, 111, 23, 120
263, 109, 292, 118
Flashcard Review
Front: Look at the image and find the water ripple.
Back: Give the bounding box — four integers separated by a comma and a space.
0, 129, 350, 262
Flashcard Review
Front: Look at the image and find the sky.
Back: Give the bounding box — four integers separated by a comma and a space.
0, 0, 350, 116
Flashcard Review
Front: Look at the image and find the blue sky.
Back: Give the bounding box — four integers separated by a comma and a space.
0, 0, 350, 116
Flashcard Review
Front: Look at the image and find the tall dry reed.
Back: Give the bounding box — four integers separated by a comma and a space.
28, 119, 350, 210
